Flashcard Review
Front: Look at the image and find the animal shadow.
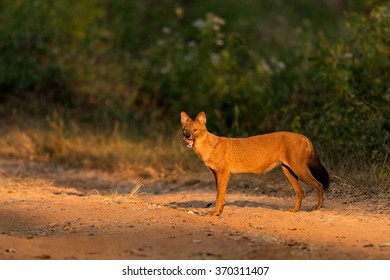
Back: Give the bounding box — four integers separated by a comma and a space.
163, 199, 283, 211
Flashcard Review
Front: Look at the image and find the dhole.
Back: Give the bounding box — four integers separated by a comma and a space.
180, 111, 329, 216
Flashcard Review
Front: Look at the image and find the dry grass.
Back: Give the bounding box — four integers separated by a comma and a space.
0, 172, 53, 189
93, 179, 148, 202
0, 155, 150, 206
129, 180, 147, 196
0, 120, 202, 178
331, 163, 390, 198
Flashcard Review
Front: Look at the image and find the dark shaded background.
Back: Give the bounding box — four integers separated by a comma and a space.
0, 0, 389, 166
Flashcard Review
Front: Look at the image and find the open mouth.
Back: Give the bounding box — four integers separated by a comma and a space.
183, 137, 195, 149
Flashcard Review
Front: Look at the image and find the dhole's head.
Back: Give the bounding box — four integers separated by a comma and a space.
180, 111, 207, 149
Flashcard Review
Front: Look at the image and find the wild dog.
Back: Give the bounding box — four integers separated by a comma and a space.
180, 111, 329, 216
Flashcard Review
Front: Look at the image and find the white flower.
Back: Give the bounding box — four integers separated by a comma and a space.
193, 19, 205, 28
210, 53, 221, 65
207, 13, 225, 26
277, 61, 286, 70
215, 39, 224, 46
161, 27, 172, 35
344, 53, 353, 58
188, 41, 197, 48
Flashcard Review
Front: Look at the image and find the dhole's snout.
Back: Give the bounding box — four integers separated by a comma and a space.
182, 130, 195, 149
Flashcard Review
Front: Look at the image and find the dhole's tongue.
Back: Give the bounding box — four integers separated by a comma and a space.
183, 137, 194, 149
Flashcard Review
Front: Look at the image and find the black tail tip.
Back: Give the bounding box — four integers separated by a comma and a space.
322, 172, 330, 191
309, 153, 330, 191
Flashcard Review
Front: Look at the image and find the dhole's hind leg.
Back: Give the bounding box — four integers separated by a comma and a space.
296, 168, 324, 210
281, 165, 303, 212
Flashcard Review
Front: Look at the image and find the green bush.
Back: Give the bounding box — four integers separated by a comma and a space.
0, 0, 106, 104
129, 12, 273, 135
293, 3, 390, 164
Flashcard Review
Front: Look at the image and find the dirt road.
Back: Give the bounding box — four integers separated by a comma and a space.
0, 158, 389, 259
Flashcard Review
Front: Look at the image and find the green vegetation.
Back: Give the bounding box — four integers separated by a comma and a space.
0, 1, 389, 183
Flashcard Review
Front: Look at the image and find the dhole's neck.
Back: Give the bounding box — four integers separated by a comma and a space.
193, 132, 219, 160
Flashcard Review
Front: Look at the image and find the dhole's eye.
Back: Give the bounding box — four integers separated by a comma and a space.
193, 129, 198, 132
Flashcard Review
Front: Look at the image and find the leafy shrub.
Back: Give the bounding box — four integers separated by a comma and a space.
0, 0, 106, 105
129, 12, 283, 135
293, 3, 390, 164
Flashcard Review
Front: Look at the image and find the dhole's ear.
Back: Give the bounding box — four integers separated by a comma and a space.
180, 111, 191, 125
195, 111, 207, 125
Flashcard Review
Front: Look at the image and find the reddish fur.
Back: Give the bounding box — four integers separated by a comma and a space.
181, 111, 329, 216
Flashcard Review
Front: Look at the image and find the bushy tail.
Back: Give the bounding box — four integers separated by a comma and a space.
308, 149, 330, 190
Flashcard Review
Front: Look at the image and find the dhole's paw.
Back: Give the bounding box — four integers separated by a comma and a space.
287, 208, 299, 212
312, 204, 322, 211
207, 208, 223, 216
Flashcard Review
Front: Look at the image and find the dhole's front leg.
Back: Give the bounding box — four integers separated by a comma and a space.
208, 169, 230, 216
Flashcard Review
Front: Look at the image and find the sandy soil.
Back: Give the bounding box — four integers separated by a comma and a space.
0, 158, 389, 260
